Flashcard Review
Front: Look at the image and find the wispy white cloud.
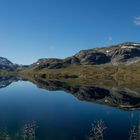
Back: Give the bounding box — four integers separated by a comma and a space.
134, 16, 140, 26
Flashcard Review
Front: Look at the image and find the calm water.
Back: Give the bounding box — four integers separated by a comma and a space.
0, 77, 139, 140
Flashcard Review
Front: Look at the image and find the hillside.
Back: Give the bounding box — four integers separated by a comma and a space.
0, 42, 140, 81
30, 42, 140, 69
19, 42, 140, 81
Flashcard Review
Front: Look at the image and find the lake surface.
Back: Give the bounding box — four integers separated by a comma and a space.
0, 77, 139, 140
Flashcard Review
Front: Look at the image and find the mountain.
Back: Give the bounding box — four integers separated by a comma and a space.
32, 42, 140, 69
75, 42, 140, 65
0, 57, 29, 72
1, 42, 140, 81
1, 42, 140, 71
0, 57, 18, 71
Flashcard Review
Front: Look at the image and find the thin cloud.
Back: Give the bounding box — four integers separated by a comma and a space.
134, 16, 140, 26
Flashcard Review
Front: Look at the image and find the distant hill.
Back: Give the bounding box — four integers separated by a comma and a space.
0, 57, 18, 71
1, 42, 140, 71
31, 42, 140, 69
0, 57, 28, 72
1, 42, 140, 80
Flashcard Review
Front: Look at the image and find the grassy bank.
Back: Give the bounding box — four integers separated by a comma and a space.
19, 63, 140, 84
0, 64, 138, 94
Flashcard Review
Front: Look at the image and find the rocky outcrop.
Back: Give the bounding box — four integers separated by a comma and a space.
74, 42, 140, 65
32, 58, 63, 69
75, 51, 110, 65
32, 42, 140, 69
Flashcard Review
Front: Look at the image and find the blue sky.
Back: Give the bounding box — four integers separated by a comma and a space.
0, 0, 140, 64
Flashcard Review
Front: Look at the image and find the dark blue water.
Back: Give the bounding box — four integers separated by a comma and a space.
0, 80, 139, 140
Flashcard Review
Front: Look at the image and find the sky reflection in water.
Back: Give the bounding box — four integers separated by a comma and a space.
0, 80, 139, 140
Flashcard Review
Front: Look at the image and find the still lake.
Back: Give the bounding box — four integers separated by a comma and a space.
0, 77, 139, 140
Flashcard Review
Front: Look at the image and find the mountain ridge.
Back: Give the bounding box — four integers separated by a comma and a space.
31, 42, 140, 69
0, 42, 140, 71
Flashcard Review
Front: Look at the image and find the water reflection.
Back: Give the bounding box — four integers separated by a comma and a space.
31, 78, 140, 111
0, 76, 19, 89
0, 76, 140, 139
0, 76, 140, 110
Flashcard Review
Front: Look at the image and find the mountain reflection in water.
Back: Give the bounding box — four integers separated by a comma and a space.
31, 77, 140, 111
0, 76, 139, 140
0, 76, 140, 111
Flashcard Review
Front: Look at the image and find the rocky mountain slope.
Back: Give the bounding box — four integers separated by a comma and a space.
0, 42, 140, 73
32, 42, 140, 69
0, 57, 18, 71
0, 57, 29, 72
